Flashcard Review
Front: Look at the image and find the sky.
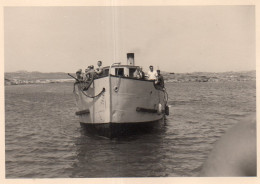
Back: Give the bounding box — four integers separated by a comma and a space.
4, 6, 255, 73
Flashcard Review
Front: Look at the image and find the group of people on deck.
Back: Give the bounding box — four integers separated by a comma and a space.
75, 62, 164, 88
149, 66, 164, 88
133, 65, 164, 88
76, 60, 103, 81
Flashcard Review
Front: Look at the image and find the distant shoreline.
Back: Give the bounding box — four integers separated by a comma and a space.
4, 70, 256, 85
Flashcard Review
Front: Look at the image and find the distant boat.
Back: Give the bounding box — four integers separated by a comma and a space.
73, 53, 169, 137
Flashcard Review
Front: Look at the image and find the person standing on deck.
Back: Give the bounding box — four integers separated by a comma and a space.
95, 60, 103, 76
133, 67, 143, 79
76, 69, 83, 81
139, 67, 145, 79
147, 65, 157, 80
85, 65, 96, 80
156, 70, 164, 88
84, 66, 91, 81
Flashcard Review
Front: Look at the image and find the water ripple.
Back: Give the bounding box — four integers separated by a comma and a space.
5, 81, 256, 177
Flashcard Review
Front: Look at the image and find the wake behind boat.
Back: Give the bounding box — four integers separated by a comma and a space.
71, 53, 169, 137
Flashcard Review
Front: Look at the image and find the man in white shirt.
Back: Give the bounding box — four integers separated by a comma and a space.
147, 65, 157, 80
95, 60, 103, 76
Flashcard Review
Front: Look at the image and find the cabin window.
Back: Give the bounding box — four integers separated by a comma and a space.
115, 68, 124, 76
104, 69, 109, 76
129, 68, 136, 78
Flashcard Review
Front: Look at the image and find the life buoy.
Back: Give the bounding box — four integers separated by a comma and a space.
114, 86, 119, 92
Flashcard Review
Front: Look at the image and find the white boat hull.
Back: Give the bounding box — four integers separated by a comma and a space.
74, 76, 167, 125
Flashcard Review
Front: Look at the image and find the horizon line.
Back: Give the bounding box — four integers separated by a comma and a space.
4, 69, 256, 74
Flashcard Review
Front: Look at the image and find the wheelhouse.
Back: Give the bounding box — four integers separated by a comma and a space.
98, 65, 140, 78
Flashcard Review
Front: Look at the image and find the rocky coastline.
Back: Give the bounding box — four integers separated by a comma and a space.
4, 70, 255, 85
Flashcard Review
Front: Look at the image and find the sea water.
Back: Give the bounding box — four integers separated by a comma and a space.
5, 81, 256, 177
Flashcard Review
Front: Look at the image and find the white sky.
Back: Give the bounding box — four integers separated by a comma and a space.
4, 6, 255, 73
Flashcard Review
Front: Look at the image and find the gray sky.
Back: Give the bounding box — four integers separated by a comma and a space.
4, 6, 255, 73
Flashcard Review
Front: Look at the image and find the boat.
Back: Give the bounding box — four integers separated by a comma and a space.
72, 53, 169, 137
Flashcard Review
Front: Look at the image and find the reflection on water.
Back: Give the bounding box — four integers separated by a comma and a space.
72, 122, 167, 177
5, 81, 256, 177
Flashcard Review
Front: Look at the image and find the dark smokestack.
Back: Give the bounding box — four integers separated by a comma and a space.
127, 53, 135, 66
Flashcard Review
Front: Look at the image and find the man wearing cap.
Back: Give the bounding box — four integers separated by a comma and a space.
147, 65, 157, 80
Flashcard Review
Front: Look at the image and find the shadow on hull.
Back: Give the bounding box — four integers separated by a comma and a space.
80, 120, 166, 138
